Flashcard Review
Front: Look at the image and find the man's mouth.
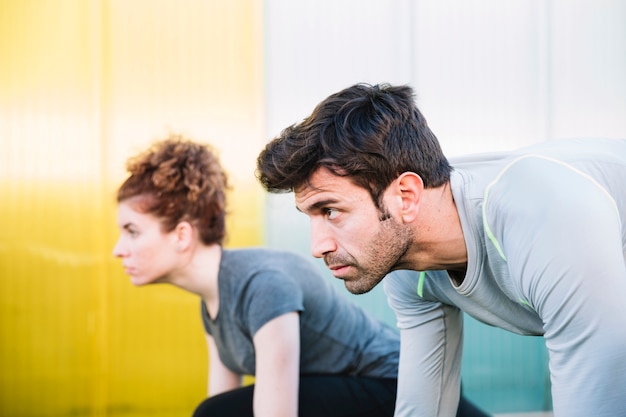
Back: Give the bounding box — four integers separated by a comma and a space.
328, 264, 351, 278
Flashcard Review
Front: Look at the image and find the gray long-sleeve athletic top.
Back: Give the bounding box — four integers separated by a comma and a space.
383, 138, 626, 417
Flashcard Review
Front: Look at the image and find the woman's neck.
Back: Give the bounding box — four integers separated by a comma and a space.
169, 243, 222, 303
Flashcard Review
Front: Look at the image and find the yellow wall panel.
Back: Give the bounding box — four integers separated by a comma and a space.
0, 1, 264, 416
0, 182, 109, 416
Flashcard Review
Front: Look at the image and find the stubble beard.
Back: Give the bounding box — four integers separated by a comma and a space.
343, 217, 413, 295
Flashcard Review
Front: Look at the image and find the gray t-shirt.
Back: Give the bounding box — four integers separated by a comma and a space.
201, 248, 399, 378
384, 138, 626, 417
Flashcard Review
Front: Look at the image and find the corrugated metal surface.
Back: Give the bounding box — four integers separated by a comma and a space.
0, 1, 264, 416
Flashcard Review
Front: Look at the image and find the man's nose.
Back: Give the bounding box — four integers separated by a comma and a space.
310, 220, 336, 259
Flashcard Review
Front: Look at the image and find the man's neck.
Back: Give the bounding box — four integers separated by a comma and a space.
411, 182, 468, 271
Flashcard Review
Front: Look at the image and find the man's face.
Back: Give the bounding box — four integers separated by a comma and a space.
295, 167, 413, 294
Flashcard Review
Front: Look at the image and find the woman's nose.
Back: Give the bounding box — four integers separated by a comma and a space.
112, 238, 126, 258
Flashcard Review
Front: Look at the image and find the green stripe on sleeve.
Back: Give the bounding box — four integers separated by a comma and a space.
417, 271, 425, 297
482, 185, 507, 261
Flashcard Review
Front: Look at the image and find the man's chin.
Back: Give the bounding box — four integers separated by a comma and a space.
344, 281, 376, 295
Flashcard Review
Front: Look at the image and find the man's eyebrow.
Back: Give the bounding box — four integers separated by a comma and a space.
297, 198, 340, 213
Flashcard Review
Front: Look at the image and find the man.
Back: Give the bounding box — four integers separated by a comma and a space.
255, 83, 626, 417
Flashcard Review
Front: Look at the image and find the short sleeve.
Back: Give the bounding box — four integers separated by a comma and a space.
239, 270, 305, 336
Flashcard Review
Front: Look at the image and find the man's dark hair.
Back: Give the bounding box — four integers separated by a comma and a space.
256, 83, 452, 208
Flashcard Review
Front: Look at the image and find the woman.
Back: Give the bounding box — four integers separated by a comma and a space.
112, 135, 489, 417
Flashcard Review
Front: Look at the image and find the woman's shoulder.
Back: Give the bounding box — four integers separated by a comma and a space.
223, 247, 318, 271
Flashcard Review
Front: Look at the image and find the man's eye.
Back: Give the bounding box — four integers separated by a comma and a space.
325, 208, 339, 220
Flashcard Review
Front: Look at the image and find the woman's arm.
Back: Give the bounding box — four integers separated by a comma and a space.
207, 334, 242, 397
252, 311, 301, 417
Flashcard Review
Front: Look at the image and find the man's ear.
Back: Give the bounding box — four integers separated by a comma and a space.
174, 221, 194, 251
396, 172, 423, 223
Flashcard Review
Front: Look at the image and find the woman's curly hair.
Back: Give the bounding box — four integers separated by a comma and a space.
117, 134, 229, 245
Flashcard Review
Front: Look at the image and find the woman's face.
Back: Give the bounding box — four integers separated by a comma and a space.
113, 200, 180, 286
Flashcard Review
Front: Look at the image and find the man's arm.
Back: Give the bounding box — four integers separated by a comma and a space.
384, 271, 464, 417
485, 156, 626, 416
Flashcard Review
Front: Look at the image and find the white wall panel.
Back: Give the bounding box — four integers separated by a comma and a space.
411, 0, 551, 155
550, 0, 626, 139
265, 0, 415, 139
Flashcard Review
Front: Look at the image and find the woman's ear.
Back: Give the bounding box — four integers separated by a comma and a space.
396, 172, 424, 223
174, 221, 194, 251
